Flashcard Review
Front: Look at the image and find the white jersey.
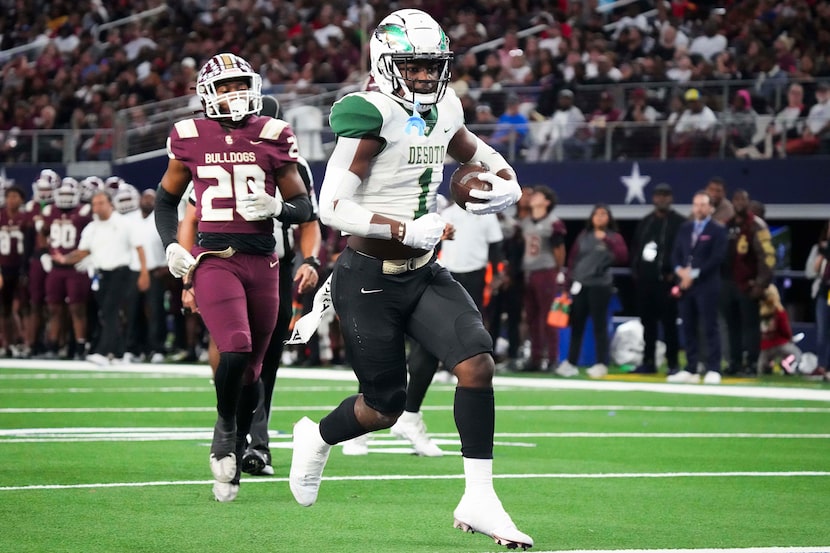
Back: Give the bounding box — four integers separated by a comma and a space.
328, 88, 465, 221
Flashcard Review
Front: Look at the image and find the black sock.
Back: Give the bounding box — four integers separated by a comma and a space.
319, 395, 365, 445
236, 379, 261, 450
214, 352, 249, 421
454, 387, 494, 459
405, 342, 440, 412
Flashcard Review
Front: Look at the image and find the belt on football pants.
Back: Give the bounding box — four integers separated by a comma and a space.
381, 249, 434, 275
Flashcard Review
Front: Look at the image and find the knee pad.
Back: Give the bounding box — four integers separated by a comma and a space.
363, 382, 407, 415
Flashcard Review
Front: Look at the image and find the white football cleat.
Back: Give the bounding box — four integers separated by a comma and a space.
554, 360, 579, 378
210, 452, 238, 502
586, 363, 608, 378
666, 370, 700, 384
341, 434, 369, 456
212, 481, 239, 502
289, 417, 331, 506
210, 452, 237, 483
453, 492, 534, 550
703, 371, 722, 385
390, 411, 443, 457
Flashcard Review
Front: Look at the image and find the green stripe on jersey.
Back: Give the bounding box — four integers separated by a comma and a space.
330, 95, 384, 138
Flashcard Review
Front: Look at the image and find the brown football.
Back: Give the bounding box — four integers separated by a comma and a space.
450, 163, 491, 209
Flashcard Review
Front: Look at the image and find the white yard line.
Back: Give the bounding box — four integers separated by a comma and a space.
1, 428, 829, 443
3, 405, 830, 414
1, 471, 828, 492
1, 360, 829, 401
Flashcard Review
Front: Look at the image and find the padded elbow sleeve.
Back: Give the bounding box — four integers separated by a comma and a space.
277, 194, 314, 225
155, 185, 182, 249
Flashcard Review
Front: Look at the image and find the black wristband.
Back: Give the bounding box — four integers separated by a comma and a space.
303, 256, 321, 269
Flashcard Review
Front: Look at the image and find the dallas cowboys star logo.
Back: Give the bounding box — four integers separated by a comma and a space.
620, 162, 651, 204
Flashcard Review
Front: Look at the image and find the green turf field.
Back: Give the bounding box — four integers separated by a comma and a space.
1, 361, 828, 553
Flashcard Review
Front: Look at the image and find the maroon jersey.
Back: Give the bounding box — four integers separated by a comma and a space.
41, 203, 93, 258
167, 116, 300, 237
0, 208, 29, 268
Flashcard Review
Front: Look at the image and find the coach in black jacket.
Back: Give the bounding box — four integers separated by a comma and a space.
669, 190, 728, 384
630, 183, 686, 374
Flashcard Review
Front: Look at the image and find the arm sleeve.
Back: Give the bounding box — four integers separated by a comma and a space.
154, 185, 182, 249
277, 193, 314, 225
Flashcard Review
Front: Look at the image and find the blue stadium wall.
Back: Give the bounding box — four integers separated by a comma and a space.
4, 157, 829, 209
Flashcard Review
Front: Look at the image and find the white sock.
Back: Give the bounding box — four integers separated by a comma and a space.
463, 457, 495, 496
398, 411, 420, 424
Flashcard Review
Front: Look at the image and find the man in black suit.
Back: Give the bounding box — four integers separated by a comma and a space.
630, 183, 686, 374
669, 191, 728, 384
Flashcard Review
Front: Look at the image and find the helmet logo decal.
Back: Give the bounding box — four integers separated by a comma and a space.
375, 24, 413, 52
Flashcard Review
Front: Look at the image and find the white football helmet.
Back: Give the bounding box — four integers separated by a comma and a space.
114, 184, 140, 214
79, 176, 104, 203
54, 177, 80, 209
104, 176, 125, 197
369, 9, 453, 110
33, 169, 60, 204
196, 53, 263, 122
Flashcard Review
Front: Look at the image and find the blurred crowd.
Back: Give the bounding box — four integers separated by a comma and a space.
2, 0, 830, 162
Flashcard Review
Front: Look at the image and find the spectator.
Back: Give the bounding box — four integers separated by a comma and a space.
671, 88, 718, 157
532, 89, 585, 161
720, 189, 776, 376
630, 183, 685, 374
473, 103, 497, 140
584, 90, 622, 159
737, 82, 808, 159
757, 284, 802, 376
724, 89, 759, 155
487, 94, 529, 158
667, 53, 694, 83
615, 87, 662, 159
449, 8, 488, 52
705, 176, 736, 224
805, 222, 830, 376
688, 20, 727, 62
801, 81, 830, 155
559, 204, 628, 379
753, 50, 789, 107
669, 191, 728, 384
652, 24, 689, 61
520, 186, 567, 373
34, 105, 64, 163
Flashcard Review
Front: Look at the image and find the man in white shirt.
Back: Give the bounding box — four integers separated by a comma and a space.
534, 89, 586, 161
54, 191, 149, 365
400, 195, 505, 456
135, 189, 168, 363
672, 88, 718, 157
688, 20, 727, 62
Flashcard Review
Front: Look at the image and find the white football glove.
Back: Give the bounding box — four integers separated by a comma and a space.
465, 172, 521, 215
166, 243, 197, 278
40, 253, 53, 273
240, 192, 283, 220
401, 213, 446, 251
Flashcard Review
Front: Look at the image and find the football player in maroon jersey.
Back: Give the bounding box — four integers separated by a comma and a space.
23, 169, 59, 357
42, 178, 93, 358
154, 53, 314, 502
0, 185, 30, 356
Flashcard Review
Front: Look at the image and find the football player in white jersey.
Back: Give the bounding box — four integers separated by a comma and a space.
288, 9, 532, 550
